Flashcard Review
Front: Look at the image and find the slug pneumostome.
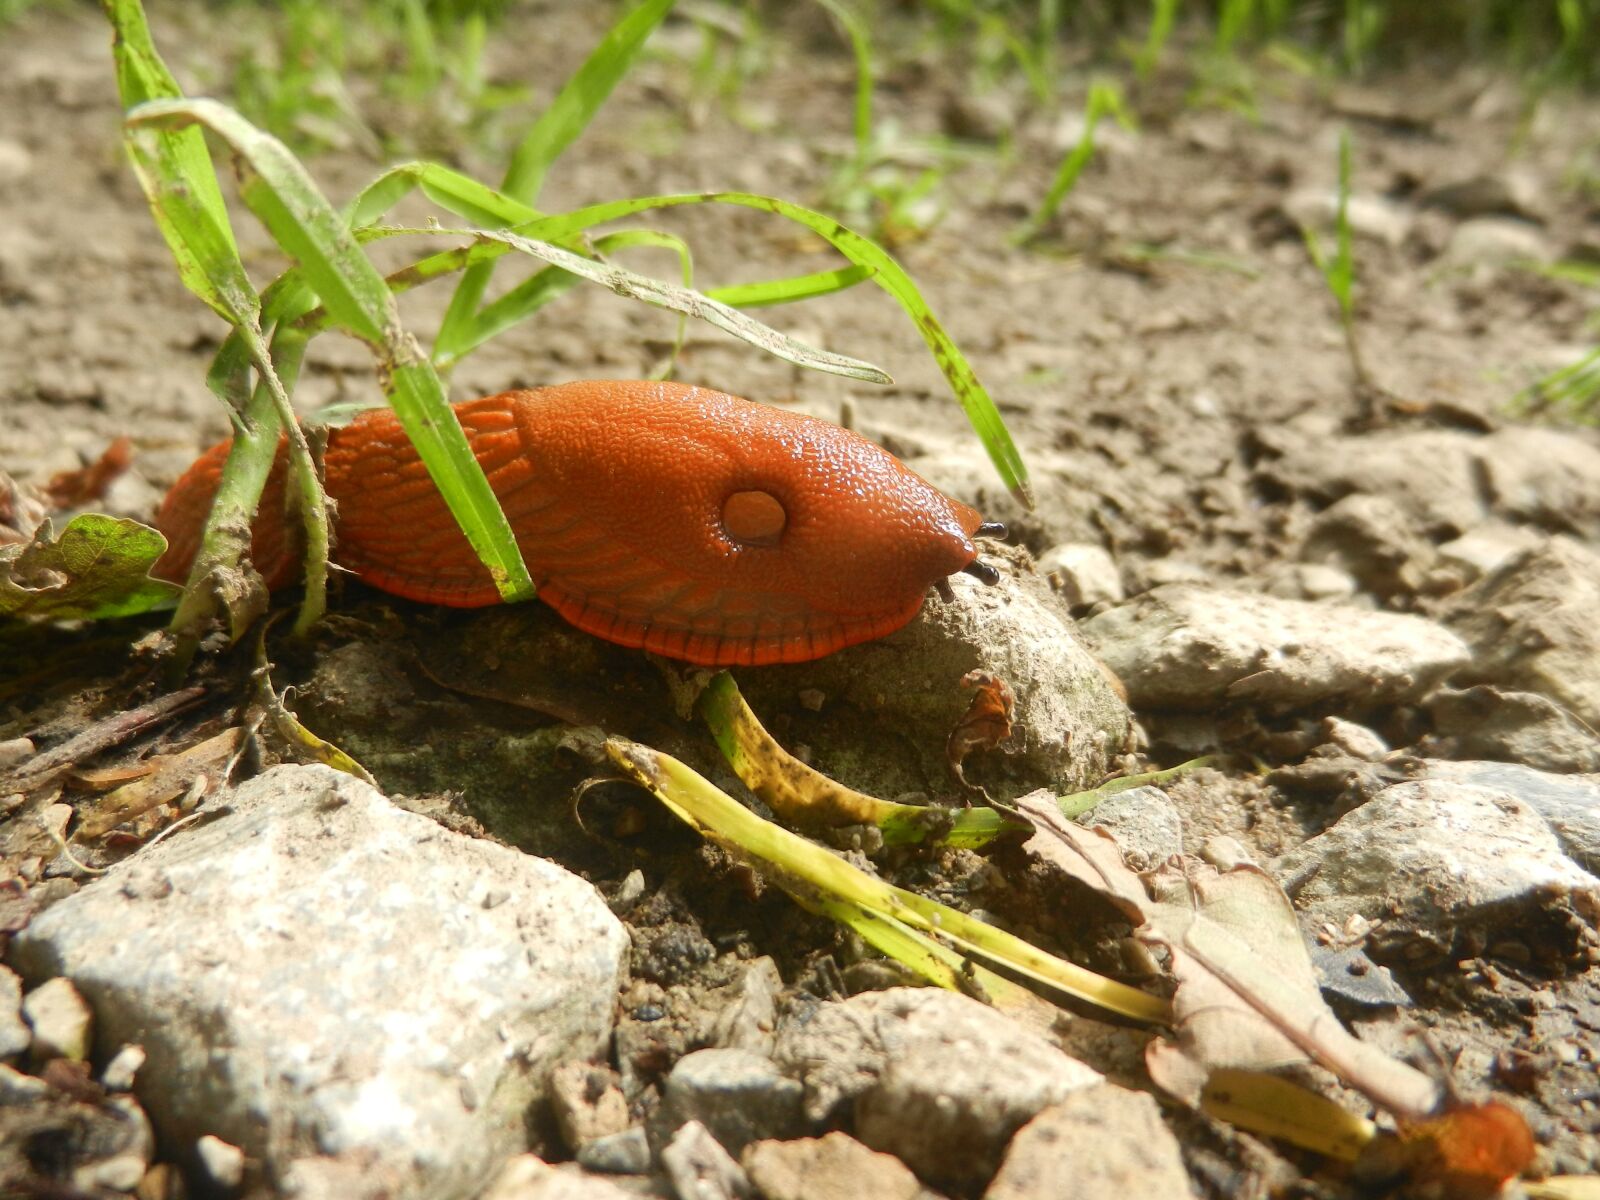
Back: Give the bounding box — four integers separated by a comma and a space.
154, 380, 1003, 666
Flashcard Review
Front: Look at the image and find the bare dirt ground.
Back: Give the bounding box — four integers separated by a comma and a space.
2, 2, 1599, 1197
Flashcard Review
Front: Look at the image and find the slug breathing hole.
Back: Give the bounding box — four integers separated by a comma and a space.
722, 490, 787, 548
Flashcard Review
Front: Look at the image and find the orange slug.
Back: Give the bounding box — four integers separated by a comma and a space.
153, 381, 1003, 667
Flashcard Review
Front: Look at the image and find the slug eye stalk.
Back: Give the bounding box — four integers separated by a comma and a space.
962, 560, 1001, 585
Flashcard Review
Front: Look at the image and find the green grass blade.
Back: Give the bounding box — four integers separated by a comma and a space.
515, 192, 1031, 506
707, 264, 875, 307
399, 223, 892, 383
814, 0, 873, 161
436, 0, 675, 365
127, 98, 535, 605
348, 160, 540, 230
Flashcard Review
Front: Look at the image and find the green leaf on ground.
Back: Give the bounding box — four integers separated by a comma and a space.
1, 515, 179, 621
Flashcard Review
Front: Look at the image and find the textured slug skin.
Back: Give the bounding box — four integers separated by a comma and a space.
154, 381, 986, 666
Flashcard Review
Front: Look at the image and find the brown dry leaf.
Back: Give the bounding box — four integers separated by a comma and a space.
946, 670, 1014, 795
75, 727, 241, 841
1010, 792, 1443, 1124
45, 437, 133, 508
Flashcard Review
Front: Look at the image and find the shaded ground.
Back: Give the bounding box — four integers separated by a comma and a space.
2, 2, 1600, 1196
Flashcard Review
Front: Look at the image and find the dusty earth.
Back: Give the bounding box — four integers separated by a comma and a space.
2, 2, 1600, 1198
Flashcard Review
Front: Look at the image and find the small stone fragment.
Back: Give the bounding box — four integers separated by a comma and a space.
1272, 778, 1600, 966
1300, 493, 1433, 600
1320, 717, 1388, 762
576, 1127, 651, 1175
776, 988, 1101, 1191
22, 976, 92, 1062
1435, 523, 1547, 584
1445, 217, 1550, 266
1425, 761, 1600, 877
661, 1119, 749, 1200
743, 1132, 928, 1200
660, 1047, 807, 1156
710, 957, 783, 1054
101, 1042, 145, 1091
482, 1155, 641, 1200
549, 1062, 630, 1152
1444, 537, 1600, 729
72, 1094, 153, 1193
197, 1134, 246, 1190
0, 737, 33, 771
1426, 686, 1600, 774
1081, 584, 1469, 713
0, 965, 29, 1060
1038, 542, 1124, 610
1084, 786, 1183, 867
984, 1086, 1197, 1200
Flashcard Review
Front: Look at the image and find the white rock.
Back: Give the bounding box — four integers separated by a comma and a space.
1425, 761, 1600, 877
660, 1047, 806, 1155
197, 1134, 246, 1190
1084, 786, 1183, 867
21, 976, 92, 1062
775, 988, 1101, 1190
1445, 537, 1600, 729
661, 1119, 749, 1200
0, 966, 29, 1060
101, 1042, 146, 1091
985, 1086, 1197, 1199
1445, 217, 1550, 266
742, 1132, 926, 1200
1038, 542, 1125, 609
1436, 523, 1547, 583
10, 765, 629, 1200
1272, 779, 1600, 960
1477, 426, 1600, 541
1081, 584, 1469, 713
484, 1155, 641, 1200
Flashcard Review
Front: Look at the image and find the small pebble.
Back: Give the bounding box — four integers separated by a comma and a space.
197, 1133, 246, 1190
101, 1043, 146, 1091
22, 976, 93, 1062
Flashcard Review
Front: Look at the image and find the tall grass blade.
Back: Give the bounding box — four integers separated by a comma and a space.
436, 0, 675, 366
127, 98, 536, 605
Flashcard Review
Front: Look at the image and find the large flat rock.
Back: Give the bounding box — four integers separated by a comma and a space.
11, 765, 629, 1200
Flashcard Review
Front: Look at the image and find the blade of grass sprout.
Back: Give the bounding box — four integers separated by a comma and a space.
814, 0, 873, 164
1200, 1069, 1375, 1162
1056, 755, 1226, 820
805, 892, 1044, 1013
456, 229, 695, 375
104, 0, 329, 639
126, 99, 535, 605
393, 223, 892, 383
697, 670, 1028, 847
347, 160, 540, 230
707, 264, 875, 307
437, 0, 675, 366
606, 736, 1169, 1023
1133, 0, 1180, 81
1018, 81, 1131, 244
505, 192, 1030, 507
1519, 345, 1600, 421
252, 616, 377, 785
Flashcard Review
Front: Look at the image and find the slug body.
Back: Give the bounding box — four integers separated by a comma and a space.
155, 381, 993, 666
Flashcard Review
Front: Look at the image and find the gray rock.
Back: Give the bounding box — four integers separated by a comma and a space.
1300, 493, 1433, 600
1262, 429, 1486, 537
1263, 562, 1360, 603
0, 966, 28, 1060
196, 1134, 246, 1191
1422, 171, 1544, 221
1037, 542, 1124, 611
100, 1043, 145, 1091
742, 543, 1134, 801
983, 1086, 1196, 1200
1444, 537, 1600, 729
1284, 188, 1411, 246
484, 1156, 642, 1200
1320, 717, 1389, 762
1081, 584, 1469, 714
710, 957, 783, 1055
1436, 523, 1548, 584
1084, 786, 1183, 868
576, 1127, 651, 1175
10, 765, 629, 1200
1425, 761, 1600, 876
1478, 427, 1600, 541
661, 1120, 750, 1200
1426, 685, 1600, 774
661, 1048, 807, 1156
1272, 779, 1600, 965
21, 976, 92, 1062
549, 1062, 630, 1152
1310, 943, 1413, 1009
775, 989, 1101, 1190
742, 1132, 930, 1200
941, 91, 1017, 141
1445, 217, 1551, 266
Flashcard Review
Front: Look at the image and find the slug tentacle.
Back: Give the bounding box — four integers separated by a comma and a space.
154, 381, 998, 666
